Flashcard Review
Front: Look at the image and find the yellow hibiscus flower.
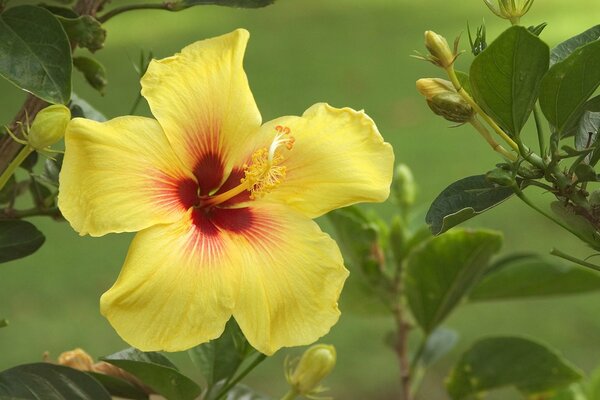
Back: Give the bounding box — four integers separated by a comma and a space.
58, 29, 394, 355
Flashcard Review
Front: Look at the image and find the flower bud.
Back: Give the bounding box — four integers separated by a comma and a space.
427, 92, 474, 123
416, 78, 455, 100
286, 344, 336, 396
424, 31, 456, 68
394, 164, 416, 209
28, 104, 70, 150
57, 348, 94, 371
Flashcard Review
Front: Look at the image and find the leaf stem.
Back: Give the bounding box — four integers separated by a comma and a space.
0, 146, 32, 191
533, 104, 548, 160
98, 2, 180, 23
550, 248, 600, 273
213, 353, 267, 400
469, 117, 517, 161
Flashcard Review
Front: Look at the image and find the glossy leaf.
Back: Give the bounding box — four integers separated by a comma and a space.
102, 348, 202, 400
405, 229, 503, 333
575, 111, 600, 152
73, 56, 107, 94
446, 337, 583, 399
0, 363, 111, 399
86, 372, 149, 400
188, 319, 252, 387
470, 254, 600, 301
540, 39, 600, 135
426, 175, 514, 235
470, 26, 549, 136
39, 154, 64, 188
0, 5, 72, 104
57, 15, 106, 52
0, 220, 45, 264
550, 25, 600, 66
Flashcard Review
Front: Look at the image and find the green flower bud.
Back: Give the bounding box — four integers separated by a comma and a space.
394, 164, 416, 209
427, 92, 474, 123
416, 78, 455, 100
286, 344, 336, 396
28, 104, 70, 150
424, 31, 456, 68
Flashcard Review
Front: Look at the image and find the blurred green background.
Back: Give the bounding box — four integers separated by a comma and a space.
2, 0, 600, 399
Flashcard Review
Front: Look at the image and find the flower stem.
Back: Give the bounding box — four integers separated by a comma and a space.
533, 104, 547, 160
550, 248, 600, 273
0, 145, 32, 191
469, 117, 517, 161
280, 390, 299, 400
214, 353, 267, 400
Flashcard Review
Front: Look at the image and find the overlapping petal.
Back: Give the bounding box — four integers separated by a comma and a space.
141, 29, 262, 195
58, 117, 195, 237
231, 202, 348, 355
245, 103, 394, 218
100, 209, 239, 352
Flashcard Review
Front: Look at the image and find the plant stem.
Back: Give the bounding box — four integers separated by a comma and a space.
1, 206, 61, 220
98, 2, 179, 23
550, 248, 600, 272
280, 390, 298, 400
0, 146, 32, 191
533, 104, 547, 160
214, 353, 267, 400
469, 117, 517, 161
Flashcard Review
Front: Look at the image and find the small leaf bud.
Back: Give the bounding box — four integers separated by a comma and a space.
394, 164, 417, 209
427, 92, 475, 123
424, 31, 456, 68
28, 104, 71, 151
286, 344, 336, 396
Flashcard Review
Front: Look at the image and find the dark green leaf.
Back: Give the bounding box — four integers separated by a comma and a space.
0, 220, 45, 264
446, 336, 583, 399
70, 93, 106, 121
421, 327, 459, 367
102, 348, 202, 400
39, 154, 63, 188
470, 254, 600, 301
0, 363, 111, 399
177, 0, 276, 8
0, 175, 15, 204
208, 383, 271, 400
57, 15, 106, 52
455, 70, 472, 94
540, 39, 600, 135
0, 5, 72, 104
73, 56, 107, 94
86, 372, 149, 400
470, 26, 549, 136
426, 175, 514, 235
42, 6, 78, 19
574, 163, 598, 182
405, 229, 503, 333
551, 202, 600, 251
550, 25, 600, 66
528, 22, 547, 36
188, 319, 252, 388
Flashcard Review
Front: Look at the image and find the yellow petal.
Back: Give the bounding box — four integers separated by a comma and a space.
100, 211, 238, 352
247, 103, 394, 218
141, 29, 261, 195
58, 117, 195, 236
232, 202, 348, 355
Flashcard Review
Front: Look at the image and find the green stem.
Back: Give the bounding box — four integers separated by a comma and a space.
280, 390, 299, 400
1, 206, 60, 220
98, 2, 179, 23
469, 117, 517, 161
533, 105, 547, 160
550, 248, 600, 273
0, 146, 32, 191
214, 353, 267, 400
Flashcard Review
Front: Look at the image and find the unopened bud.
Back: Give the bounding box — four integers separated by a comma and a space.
394, 164, 416, 209
57, 348, 94, 371
28, 104, 70, 150
424, 31, 456, 68
416, 78, 455, 100
286, 344, 336, 396
427, 92, 474, 123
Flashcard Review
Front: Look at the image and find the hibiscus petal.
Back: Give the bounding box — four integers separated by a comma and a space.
141, 29, 261, 195
100, 210, 239, 352
251, 103, 394, 218
58, 117, 196, 236
232, 202, 348, 355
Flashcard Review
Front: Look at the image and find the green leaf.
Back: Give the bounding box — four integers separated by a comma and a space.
178, 0, 276, 8
540, 39, 600, 135
426, 175, 514, 235
470, 254, 600, 301
405, 229, 503, 333
575, 111, 600, 152
551, 202, 600, 251
0, 363, 111, 399
73, 56, 107, 95
470, 26, 549, 136
70, 93, 107, 122
0, 5, 72, 104
208, 383, 271, 400
188, 319, 252, 388
86, 372, 149, 400
39, 154, 63, 188
57, 15, 106, 52
550, 25, 600, 66
446, 336, 583, 399
0, 220, 45, 264
102, 348, 202, 400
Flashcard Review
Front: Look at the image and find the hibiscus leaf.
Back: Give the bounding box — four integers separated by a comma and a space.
0, 363, 111, 399
86, 372, 149, 400
0, 5, 72, 104
550, 24, 600, 67
102, 348, 202, 400
446, 336, 583, 399
405, 229, 502, 333
426, 175, 514, 235
470, 26, 549, 137
0, 220, 45, 264
188, 319, 253, 388
469, 253, 600, 301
